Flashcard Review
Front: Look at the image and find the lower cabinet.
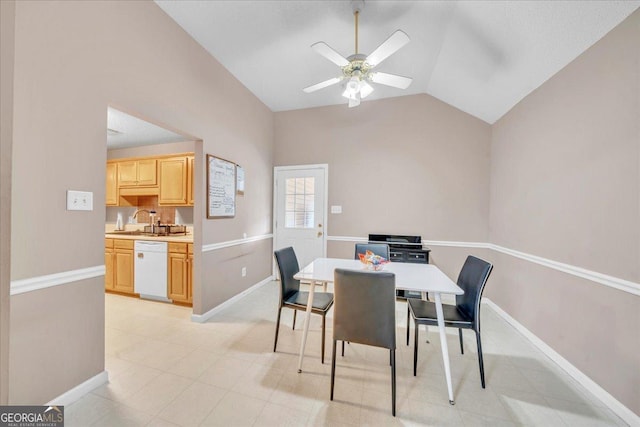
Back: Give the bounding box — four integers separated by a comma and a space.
105, 239, 135, 295
105, 239, 114, 291
106, 238, 192, 304
168, 242, 193, 305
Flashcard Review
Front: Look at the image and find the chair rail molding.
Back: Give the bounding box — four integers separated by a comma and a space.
326, 236, 640, 296
202, 233, 273, 252
10, 265, 106, 296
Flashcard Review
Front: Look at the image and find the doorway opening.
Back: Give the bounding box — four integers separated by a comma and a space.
105, 106, 202, 312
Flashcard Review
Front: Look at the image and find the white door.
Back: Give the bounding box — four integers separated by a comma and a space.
274, 165, 327, 270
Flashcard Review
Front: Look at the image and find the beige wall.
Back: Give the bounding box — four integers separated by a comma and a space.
274, 94, 491, 243
1, 0, 16, 406
9, 279, 104, 404
9, 1, 273, 402
489, 10, 640, 414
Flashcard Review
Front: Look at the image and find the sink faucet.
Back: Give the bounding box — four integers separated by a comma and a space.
132, 209, 150, 222
132, 209, 157, 232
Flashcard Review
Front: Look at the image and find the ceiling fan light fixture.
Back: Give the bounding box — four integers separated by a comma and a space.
303, 2, 411, 108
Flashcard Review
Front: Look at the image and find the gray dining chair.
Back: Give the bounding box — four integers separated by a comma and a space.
340, 242, 392, 356
273, 247, 334, 363
331, 268, 397, 416
407, 255, 493, 388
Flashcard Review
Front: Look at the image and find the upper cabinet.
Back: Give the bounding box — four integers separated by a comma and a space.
187, 156, 195, 206
106, 153, 194, 206
118, 159, 157, 187
159, 156, 188, 205
106, 162, 118, 206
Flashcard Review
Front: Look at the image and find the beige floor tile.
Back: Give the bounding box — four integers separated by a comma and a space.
157, 382, 227, 427
453, 380, 517, 422
146, 418, 182, 427
125, 372, 192, 414
498, 389, 568, 426
197, 355, 253, 389
92, 364, 162, 402
308, 399, 362, 426
63, 289, 620, 427
253, 402, 310, 427
231, 362, 283, 401
165, 348, 221, 379
458, 410, 524, 427
200, 391, 267, 426
547, 398, 626, 427
91, 402, 153, 427
64, 393, 118, 427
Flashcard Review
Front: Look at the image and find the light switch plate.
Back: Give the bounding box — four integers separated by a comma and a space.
331, 205, 342, 214
66, 190, 93, 211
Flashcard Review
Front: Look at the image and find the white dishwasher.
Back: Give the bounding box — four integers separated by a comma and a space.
134, 241, 170, 302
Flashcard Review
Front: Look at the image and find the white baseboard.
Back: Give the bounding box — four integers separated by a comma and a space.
484, 298, 639, 427
191, 276, 273, 323
46, 370, 108, 406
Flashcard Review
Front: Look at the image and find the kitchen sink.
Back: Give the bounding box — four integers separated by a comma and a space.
108, 230, 145, 235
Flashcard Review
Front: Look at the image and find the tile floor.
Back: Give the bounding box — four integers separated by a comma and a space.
66, 282, 627, 426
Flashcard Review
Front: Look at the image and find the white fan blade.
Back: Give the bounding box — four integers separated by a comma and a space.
360, 81, 374, 99
370, 72, 413, 89
303, 77, 343, 93
348, 94, 361, 108
366, 30, 410, 67
311, 42, 349, 67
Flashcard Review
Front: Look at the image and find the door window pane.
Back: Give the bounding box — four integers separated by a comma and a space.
284, 177, 315, 228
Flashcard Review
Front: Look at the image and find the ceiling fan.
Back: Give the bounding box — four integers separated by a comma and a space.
303, 2, 413, 108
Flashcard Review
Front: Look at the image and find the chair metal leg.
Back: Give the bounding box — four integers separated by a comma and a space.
391, 349, 396, 416
341, 340, 345, 357
475, 330, 486, 388
273, 307, 282, 352
321, 315, 326, 364
406, 305, 410, 346
413, 320, 419, 376
330, 340, 337, 400
292, 309, 297, 330
459, 328, 464, 354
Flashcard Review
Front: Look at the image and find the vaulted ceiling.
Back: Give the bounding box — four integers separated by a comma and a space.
156, 1, 638, 124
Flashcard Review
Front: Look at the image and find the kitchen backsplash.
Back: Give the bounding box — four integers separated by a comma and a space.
106, 198, 193, 226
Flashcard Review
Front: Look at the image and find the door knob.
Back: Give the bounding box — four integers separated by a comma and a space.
317, 231, 323, 237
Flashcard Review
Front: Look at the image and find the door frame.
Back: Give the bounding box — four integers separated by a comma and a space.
272, 164, 329, 276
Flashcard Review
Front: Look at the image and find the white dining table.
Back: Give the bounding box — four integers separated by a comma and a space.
294, 258, 464, 404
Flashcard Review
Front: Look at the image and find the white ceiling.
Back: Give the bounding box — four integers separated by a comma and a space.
107, 107, 187, 149
155, 0, 639, 124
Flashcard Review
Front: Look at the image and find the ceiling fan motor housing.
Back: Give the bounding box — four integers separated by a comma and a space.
343, 54, 371, 80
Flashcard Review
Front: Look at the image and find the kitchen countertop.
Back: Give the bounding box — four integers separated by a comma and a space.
105, 233, 193, 243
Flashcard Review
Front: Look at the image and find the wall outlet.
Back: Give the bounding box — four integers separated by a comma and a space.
241, 267, 247, 277
66, 190, 93, 211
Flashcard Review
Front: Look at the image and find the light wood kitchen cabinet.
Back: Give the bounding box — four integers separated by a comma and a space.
106, 162, 118, 206
187, 243, 193, 302
168, 242, 192, 305
187, 156, 195, 206
118, 159, 157, 187
112, 239, 135, 295
105, 239, 115, 291
159, 157, 188, 205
